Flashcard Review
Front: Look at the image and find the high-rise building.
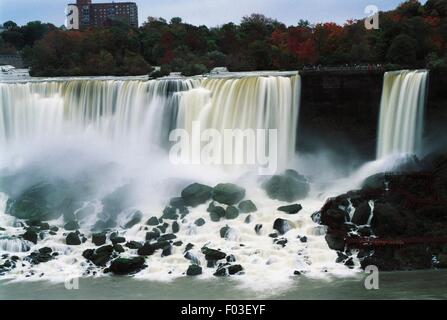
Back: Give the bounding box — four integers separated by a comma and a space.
67, 0, 138, 29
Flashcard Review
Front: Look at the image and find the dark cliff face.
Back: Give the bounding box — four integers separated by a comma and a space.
424, 71, 447, 155
297, 70, 447, 165
297, 71, 384, 164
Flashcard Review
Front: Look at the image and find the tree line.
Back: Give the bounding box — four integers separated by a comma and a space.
1, 0, 447, 77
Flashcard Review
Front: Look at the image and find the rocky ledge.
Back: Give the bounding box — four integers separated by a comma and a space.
315, 153, 447, 271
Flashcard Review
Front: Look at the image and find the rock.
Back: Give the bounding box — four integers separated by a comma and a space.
174, 241, 183, 247
226, 254, 236, 262
277, 204, 302, 214
83, 245, 114, 266
157, 224, 168, 233
244, 215, 252, 224
185, 243, 194, 252
181, 183, 213, 207
172, 221, 180, 233
300, 236, 308, 243
202, 247, 226, 261
186, 264, 202, 276
22, 230, 38, 244
123, 210, 143, 229
145, 230, 160, 241
214, 264, 243, 277
209, 204, 226, 222
238, 200, 257, 213
64, 221, 80, 231
92, 233, 106, 246
162, 245, 172, 257
352, 201, 371, 225
184, 251, 200, 265
125, 241, 143, 249
26, 249, 53, 265
137, 243, 156, 256
255, 224, 262, 235
5, 182, 70, 221
212, 184, 246, 205
162, 207, 178, 220
146, 217, 160, 226
437, 254, 447, 268
194, 218, 206, 227
159, 234, 177, 241
325, 233, 345, 251
109, 257, 146, 275
274, 238, 288, 247
262, 170, 310, 202
170, 197, 186, 208
273, 218, 294, 235
111, 236, 126, 245
321, 208, 349, 228
220, 226, 230, 239
66, 232, 81, 246
225, 206, 239, 220
113, 244, 125, 253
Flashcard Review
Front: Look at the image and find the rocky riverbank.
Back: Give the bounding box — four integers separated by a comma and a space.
315, 153, 447, 271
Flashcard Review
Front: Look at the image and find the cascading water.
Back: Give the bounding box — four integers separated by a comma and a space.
376, 70, 428, 159
0, 73, 356, 292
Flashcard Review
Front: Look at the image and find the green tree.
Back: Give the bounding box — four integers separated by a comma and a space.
387, 34, 417, 65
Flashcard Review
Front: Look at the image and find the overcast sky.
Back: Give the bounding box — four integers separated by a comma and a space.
0, 0, 427, 27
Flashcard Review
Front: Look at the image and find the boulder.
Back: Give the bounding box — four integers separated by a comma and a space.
162, 207, 178, 220
145, 230, 160, 241
238, 200, 257, 213
22, 229, 38, 244
273, 218, 294, 235
125, 241, 143, 250
325, 233, 345, 251
186, 264, 202, 276
255, 224, 263, 235
371, 203, 406, 237
146, 217, 160, 226
277, 204, 302, 214
92, 233, 106, 246
202, 247, 226, 261
109, 257, 146, 275
172, 221, 180, 233
225, 206, 239, 220
181, 183, 213, 207
66, 232, 81, 245
352, 202, 371, 226
83, 245, 114, 266
194, 218, 206, 227
262, 170, 310, 202
64, 221, 80, 231
212, 184, 246, 205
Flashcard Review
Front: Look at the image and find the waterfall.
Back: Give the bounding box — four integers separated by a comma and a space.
376, 70, 428, 159
0, 73, 301, 171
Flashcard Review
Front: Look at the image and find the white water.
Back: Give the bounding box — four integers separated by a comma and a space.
377, 70, 428, 159
0, 73, 374, 292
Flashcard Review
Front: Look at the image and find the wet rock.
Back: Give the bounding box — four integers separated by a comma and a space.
22, 229, 38, 244
145, 230, 160, 241
321, 208, 349, 228
299, 236, 308, 243
113, 244, 125, 253
238, 200, 257, 213
212, 183, 246, 206
209, 204, 226, 222
66, 232, 81, 246
214, 264, 243, 277
225, 206, 239, 220
352, 202, 371, 225
187, 264, 202, 276
220, 226, 230, 239
64, 221, 80, 231
277, 204, 302, 214
83, 245, 114, 266
181, 183, 213, 207
109, 257, 146, 275
123, 210, 143, 229
194, 218, 206, 227
137, 242, 156, 256
26, 248, 53, 264
370, 203, 405, 237
255, 224, 263, 235
159, 234, 177, 242
325, 233, 345, 251
172, 221, 180, 233
202, 247, 226, 261
273, 218, 294, 235
110, 235, 126, 245
185, 243, 194, 252
226, 254, 236, 263
161, 245, 172, 257
173, 241, 183, 247
274, 238, 288, 247
262, 170, 310, 202
125, 241, 143, 250
170, 197, 186, 208
244, 215, 252, 224
184, 251, 200, 265
92, 233, 106, 246
162, 207, 178, 220
146, 217, 160, 226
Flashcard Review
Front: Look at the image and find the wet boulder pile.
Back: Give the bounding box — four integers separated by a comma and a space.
315, 153, 447, 271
